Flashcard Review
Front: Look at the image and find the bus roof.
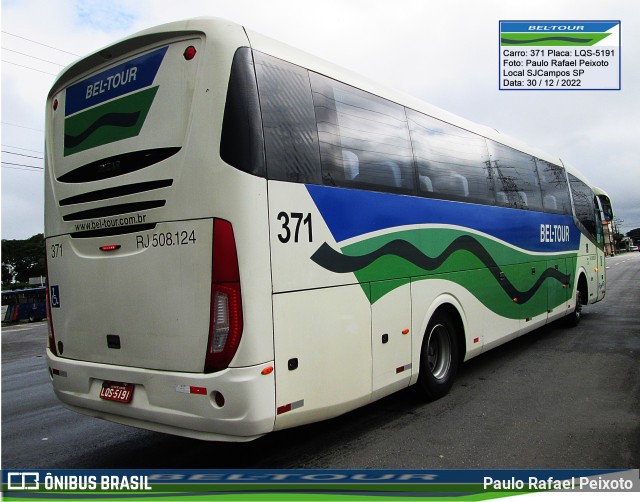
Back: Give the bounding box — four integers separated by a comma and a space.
592, 186, 611, 198
51, 16, 596, 188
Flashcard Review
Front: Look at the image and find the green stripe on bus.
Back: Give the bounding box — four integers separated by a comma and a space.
64, 86, 159, 156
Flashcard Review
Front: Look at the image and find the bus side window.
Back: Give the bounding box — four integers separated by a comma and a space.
407, 109, 494, 205
342, 150, 359, 180
535, 159, 572, 215
419, 175, 433, 192
432, 173, 469, 198
355, 161, 403, 188
309, 72, 415, 194
254, 51, 322, 184
543, 195, 558, 211
488, 141, 543, 211
569, 174, 598, 239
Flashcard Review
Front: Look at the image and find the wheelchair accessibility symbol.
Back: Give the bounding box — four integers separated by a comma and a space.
50, 285, 60, 308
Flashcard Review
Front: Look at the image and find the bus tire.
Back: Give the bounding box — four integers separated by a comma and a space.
565, 289, 582, 327
417, 310, 459, 401
28, 311, 36, 323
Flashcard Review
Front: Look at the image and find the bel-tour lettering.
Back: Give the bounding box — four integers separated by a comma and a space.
86, 66, 138, 99
540, 224, 570, 243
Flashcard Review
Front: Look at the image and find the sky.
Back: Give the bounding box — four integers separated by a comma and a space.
1, 0, 638, 240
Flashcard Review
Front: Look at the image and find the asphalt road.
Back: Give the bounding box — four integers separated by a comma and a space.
2, 252, 639, 469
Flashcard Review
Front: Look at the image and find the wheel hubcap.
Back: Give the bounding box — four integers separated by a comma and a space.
426, 323, 452, 380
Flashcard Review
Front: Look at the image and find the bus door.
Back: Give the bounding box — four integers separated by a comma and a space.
584, 244, 598, 304
594, 197, 607, 301
370, 280, 412, 400
508, 260, 547, 336
595, 248, 606, 302
546, 256, 570, 321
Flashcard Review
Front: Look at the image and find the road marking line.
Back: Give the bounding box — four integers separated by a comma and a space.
2, 326, 37, 332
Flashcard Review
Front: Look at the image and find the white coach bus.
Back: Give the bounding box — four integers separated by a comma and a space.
45, 18, 608, 441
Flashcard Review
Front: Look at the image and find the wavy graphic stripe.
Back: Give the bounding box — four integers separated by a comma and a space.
311, 235, 570, 305
64, 111, 141, 148
501, 36, 593, 45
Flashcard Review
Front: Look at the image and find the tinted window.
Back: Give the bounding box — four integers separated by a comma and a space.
220, 48, 265, 177
535, 159, 572, 214
568, 174, 597, 238
309, 72, 415, 193
597, 194, 613, 222
407, 110, 494, 204
254, 52, 321, 184
488, 141, 543, 211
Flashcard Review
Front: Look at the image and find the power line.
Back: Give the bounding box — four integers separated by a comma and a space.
2, 60, 57, 76
1, 122, 43, 132
1, 161, 44, 171
2, 31, 80, 57
2, 47, 65, 66
2, 150, 44, 160
2, 161, 43, 169
1, 145, 43, 154
2, 166, 43, 173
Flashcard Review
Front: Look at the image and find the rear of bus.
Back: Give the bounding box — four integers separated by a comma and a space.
44, 19, 275, 441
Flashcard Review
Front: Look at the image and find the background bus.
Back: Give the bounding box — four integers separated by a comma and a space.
45, 18, 609, 441
2, 287, 47, 323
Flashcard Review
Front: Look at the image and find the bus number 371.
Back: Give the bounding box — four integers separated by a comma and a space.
277, 212, 312, 243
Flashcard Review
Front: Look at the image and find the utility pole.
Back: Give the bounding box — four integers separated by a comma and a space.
613, 217, 625, 252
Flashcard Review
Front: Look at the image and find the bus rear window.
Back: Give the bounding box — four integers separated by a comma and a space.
220, 47, 265, 177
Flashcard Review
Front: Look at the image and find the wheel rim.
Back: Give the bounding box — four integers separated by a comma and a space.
426, 323, 452, 380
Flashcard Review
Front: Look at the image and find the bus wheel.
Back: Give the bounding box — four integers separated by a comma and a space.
417, 311, 459, 400
565, 289, 582, 327
28, 312, 36, 323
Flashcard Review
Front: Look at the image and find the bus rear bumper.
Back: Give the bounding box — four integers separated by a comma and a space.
46, 349, 276, 442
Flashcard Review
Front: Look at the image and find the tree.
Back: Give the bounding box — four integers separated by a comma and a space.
1, 233, 46, 284
2, 263, 13, 284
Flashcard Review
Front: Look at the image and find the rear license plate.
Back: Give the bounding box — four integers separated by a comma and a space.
99, 381, 134, 403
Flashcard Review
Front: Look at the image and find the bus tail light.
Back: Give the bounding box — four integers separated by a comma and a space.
183, 45, 197, 61
45, 275, 58, 357
205, 219, 243, 373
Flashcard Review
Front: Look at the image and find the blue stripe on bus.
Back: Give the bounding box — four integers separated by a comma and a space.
65, 46, 168, 117
305, 185, 580, 253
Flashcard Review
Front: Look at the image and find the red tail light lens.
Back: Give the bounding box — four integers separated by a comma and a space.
99, 244, 121, 252
210, 284, 241, 353
45, 283, 58, 357
183, 45, 197, 61
205, 219, 243, 372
